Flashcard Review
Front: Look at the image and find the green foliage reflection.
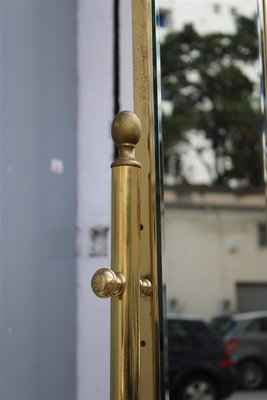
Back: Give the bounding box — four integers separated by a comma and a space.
161, 13, 263, 187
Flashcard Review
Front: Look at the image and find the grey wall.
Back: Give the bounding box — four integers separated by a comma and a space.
1, 1, 77, 398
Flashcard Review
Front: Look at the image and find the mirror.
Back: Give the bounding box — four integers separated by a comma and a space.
155, 1, 267, 398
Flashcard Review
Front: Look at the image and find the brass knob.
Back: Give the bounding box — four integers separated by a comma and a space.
140, 278, 152, 297
91, 268, 125, 298
111, 111, 141, 168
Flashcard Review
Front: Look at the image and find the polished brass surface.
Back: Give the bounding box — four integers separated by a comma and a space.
91, 268, 125, 298
91, 268, 152, 299
112, 111, 142, 168
132, 0, 162, 398
110, 165, 140, 400
110, 113, 141, 398
91, 111, 142, 400
140, 278, 153, 297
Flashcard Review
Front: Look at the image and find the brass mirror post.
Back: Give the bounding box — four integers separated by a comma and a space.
91, 111, 145, 400
92, 0, 163, 397
132, 0, 163, 399
110, 112, 141, 400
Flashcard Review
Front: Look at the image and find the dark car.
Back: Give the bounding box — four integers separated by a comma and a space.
211, 311, 267, 390
168, 315, 236, 400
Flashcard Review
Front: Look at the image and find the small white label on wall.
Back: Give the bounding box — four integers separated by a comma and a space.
51, 158, 64, 174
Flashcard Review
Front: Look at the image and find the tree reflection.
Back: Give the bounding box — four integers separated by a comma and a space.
161, 13, 264, 188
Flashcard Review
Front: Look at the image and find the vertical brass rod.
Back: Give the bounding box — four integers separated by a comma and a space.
110, 112, 141, 400
132, 0, 161, 399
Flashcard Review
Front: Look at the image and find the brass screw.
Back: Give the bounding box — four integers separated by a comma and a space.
140, 278, 152, 297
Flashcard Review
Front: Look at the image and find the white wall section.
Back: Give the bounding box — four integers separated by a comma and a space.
77, 1, 113, 398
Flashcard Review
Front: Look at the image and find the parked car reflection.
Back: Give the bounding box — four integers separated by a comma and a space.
211, 311, 267, 390
168, 315, 236, 400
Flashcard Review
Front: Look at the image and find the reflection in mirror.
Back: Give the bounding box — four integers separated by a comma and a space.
258, 0, 267, 214
157, 1, 267, 398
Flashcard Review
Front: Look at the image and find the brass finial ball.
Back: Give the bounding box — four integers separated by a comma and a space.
112, 111, 141, 145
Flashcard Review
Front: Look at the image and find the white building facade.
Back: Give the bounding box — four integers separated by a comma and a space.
164, 188, 267, 319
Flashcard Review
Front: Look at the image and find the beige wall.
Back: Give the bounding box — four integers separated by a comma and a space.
164, 205, 267, 320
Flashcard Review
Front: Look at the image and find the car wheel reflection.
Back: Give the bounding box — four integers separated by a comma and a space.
178, 376, 217, 400
238, 360, 264, 390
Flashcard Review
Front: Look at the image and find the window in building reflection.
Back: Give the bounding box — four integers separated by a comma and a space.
258, 222, 267, 247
